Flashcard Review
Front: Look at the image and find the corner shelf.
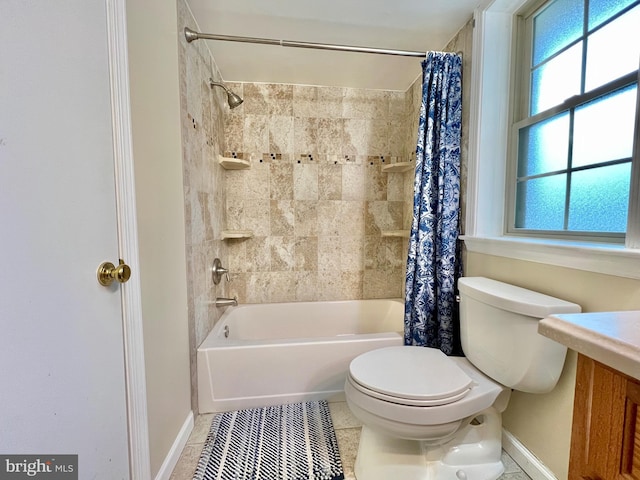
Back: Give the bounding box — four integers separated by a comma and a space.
381, 230, 410, 238
382, 162, 413, 173
221, 230, 254, 240
218, 155, 250, 170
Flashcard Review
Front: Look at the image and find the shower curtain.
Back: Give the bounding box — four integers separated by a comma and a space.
404, 52, 463, 355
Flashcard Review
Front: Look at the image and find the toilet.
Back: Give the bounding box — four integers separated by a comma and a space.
345, 276, 581, 480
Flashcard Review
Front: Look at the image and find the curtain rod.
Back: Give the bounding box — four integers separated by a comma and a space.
184, 27, 427, 58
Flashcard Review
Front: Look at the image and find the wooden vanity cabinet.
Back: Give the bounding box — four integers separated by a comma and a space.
569, 354, 640, 480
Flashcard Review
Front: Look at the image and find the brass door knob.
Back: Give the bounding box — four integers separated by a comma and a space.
97, 259, 131, 286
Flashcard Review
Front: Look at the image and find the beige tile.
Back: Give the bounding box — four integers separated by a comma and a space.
318, 271, 363, 300
335, 428, 361, 480
499, 473, 533, 480
319, 164, 342, 200
225, 199, 244, 231
295, 271, 318, 302
270, 200, 295, 236
317, 201, 342, 237
343, 88, 389, 119
365, 235, 405, 270
318, 200, 365, 236
292, 85, 318, 118
295, 236, 318, 272
244, 162, 270, 200
340, 236, 364, 272
270, 163, 294, 200
318, 236, 342, 274
341, 164, 365, 201
338, 201, 365, 237
242, 83, 269, 115
294, 117, 318, 154
294, 201, 318, 237
316, 118, 345, 154
243, 199, 270, 237
268, 272, 297, 302
343, 118, 368, 155
226, 239, 248, 273
389, 118, 408, 157
363, 268, 403, 299
245, 236, 271, 272
244, 273, 272, 303
329, 402, 362, 430
317, 86, 345, 118
271, 236, 296, 271
365, 201, 404, 235
387, 171, 405, 201
389, 90, 407, 118
365, 164, 388, 201
269, 115, 294, 154
225, 169, 246, 200
188, 414, 215, 445
242, 114, 269, 154
293, 163, 319, 201
169, 444, 204, 480
366, 119, 391, 156
267, 84, 293, 116
228, 271, 248, 304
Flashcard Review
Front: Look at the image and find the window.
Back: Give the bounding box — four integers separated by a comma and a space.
509, 0, 640, 241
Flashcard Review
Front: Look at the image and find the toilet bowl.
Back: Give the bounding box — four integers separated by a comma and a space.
344, 277, 582, 480
345, 347, 510, 442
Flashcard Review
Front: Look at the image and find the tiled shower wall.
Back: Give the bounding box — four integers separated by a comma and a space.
222, 84, 421, 303
401, 18, 473, 237
445, 18, 474, 234
177, 0, 473, 408
178, 0, 230, 412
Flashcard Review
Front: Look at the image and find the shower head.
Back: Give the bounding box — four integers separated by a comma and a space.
209, 79, 244, 109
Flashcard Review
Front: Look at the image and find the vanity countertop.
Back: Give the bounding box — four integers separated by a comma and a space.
538, 311, 640, 382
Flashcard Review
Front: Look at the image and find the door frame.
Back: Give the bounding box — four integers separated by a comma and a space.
106, 0, 151, 478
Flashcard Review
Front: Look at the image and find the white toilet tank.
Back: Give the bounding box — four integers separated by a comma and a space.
458, 277, 581, 394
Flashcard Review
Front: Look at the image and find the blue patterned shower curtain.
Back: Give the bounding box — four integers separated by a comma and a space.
404, 52, 463, 355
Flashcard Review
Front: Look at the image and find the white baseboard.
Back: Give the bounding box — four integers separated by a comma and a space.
154, 411, 194, 480
502, 429, 558, 480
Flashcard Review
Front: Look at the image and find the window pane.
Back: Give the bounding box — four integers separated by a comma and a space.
518, 113, 570, 177
568, 163, 630, 231
531, 43, 582, 114
573, 84, 637, 167
533, 0, 584, 66
516, 175, 567, 229
589, 0, 637, 29
585, 5, 640, 91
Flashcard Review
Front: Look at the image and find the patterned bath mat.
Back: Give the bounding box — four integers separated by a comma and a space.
193, 400, 344, 480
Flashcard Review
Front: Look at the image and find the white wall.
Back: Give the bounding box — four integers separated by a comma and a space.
126, 0, 192, 476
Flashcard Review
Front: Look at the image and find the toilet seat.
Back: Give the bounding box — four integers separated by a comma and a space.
349, 346, 474, 407
345, 349, 509, 427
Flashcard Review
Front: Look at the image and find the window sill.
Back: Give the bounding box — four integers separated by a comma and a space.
460, 235, 640, 280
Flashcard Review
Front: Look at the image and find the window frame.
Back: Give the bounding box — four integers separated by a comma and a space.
462, 0, 640, 280
505, 0, 640, 242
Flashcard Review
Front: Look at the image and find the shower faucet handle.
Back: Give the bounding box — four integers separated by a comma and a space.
211, 258, 230, 285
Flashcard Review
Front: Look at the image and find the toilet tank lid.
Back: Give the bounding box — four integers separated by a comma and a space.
458, 277, 581, 318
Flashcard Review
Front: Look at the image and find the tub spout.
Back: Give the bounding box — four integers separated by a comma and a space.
214, 296, 237, 307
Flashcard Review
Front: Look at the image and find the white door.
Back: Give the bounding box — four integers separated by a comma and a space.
1, 1, 133, 478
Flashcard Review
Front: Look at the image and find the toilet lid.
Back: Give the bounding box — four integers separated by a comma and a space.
349, 346, 473, 405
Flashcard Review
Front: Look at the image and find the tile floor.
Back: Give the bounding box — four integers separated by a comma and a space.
169, 402, 532, 480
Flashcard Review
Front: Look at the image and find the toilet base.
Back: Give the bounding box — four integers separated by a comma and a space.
354, 408, 504, 480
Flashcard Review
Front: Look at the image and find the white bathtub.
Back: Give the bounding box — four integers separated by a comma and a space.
197, 299, 404, 413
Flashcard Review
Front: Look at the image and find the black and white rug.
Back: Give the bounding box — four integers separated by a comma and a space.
193, 400, 344, 480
